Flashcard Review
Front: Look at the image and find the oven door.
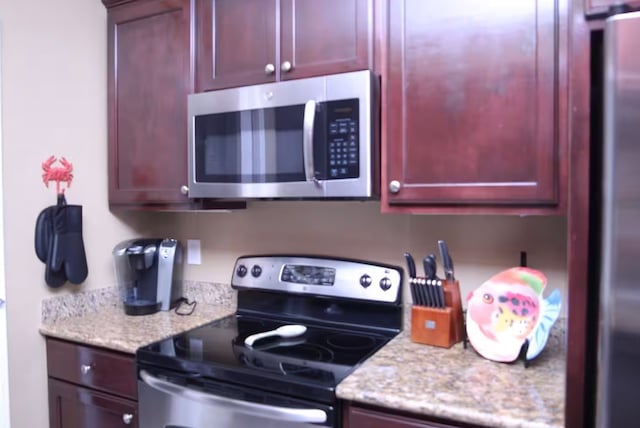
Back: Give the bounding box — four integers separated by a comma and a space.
138, 368, 336, 428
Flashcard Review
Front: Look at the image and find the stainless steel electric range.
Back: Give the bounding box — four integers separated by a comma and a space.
136, 255, 403, 428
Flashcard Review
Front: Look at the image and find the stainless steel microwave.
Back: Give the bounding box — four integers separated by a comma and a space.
187, 70, 379, 200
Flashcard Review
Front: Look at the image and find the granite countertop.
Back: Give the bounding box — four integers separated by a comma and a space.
336, 322, 566, 428
40, 304, 236, 353
39, 282, 237, 353
40, 284, 566, 428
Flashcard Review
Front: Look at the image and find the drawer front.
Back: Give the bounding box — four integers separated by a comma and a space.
49, 378, 138, 428
46, 338, 137, 400
345, 405, 467, 428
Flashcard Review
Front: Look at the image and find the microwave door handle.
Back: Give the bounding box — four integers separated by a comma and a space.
303, 100, 317, 182
139, 370, 328, 424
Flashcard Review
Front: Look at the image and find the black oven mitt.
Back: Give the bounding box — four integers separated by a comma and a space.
49, 204, 88, 285
34, 195, 88, 287
35, 196, 67, 287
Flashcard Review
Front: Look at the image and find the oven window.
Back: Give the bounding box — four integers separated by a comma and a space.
194, 105, 306, 183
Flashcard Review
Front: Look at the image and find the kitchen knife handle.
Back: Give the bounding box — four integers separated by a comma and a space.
423, 255, 435, 279
420, 278, 433, 307
436, 281, 446, 308
404, 252, 417, 278
438, 240, 455, 281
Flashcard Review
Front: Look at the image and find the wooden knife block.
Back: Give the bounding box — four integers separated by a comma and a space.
442, 279, 465, 343
410, 279, 464, 348
411, 306, 455, 348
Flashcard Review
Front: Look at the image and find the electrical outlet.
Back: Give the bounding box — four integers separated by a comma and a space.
187, 239, 201, 265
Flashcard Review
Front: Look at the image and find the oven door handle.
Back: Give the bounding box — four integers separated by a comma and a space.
303, 99, 318, 183
139, 370, 328, 424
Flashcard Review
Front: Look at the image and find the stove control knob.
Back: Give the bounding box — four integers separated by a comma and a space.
251, 265, 262, 278
359, 274, 372, 288
236, 265, 248, 278
379, 277, 392, 291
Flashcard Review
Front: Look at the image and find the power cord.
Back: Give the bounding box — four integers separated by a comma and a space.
174, 297, 197, 316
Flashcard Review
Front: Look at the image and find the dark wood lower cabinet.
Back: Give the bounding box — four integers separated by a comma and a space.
343, 403, 481, 428
48, 379, 138, 428
46, 338, 138, 428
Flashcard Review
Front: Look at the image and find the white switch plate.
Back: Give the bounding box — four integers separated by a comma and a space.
187, 239, 201, 265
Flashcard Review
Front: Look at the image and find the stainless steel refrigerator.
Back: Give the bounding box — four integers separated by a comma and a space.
597, 10, 640, 428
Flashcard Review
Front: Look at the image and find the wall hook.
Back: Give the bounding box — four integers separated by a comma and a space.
41, 155, 74, 195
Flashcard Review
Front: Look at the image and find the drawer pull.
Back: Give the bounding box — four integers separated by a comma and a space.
122, 413, 133, 424
80, 364, 92, 375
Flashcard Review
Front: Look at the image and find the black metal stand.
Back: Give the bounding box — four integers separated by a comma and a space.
517, 339, 531, 368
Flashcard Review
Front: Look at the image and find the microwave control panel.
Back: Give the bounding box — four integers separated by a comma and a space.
324, 99, 360, 180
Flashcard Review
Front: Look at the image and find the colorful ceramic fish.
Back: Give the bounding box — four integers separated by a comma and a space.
465, 267, 561, 362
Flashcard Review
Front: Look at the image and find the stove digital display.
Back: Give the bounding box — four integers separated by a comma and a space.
281, 264, 336, 286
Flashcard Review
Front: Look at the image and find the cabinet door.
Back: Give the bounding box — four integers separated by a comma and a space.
195, 0, 277, 91
384, 0, 562, 209
344, 404, 462, 428
48, 379, 138, 428
280, 0, 373, 80
107, 0, 191, 205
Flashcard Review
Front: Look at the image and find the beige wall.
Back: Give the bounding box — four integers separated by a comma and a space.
1, 1, 127, 427
0, 1, 567, 427
161, 204, 567, 306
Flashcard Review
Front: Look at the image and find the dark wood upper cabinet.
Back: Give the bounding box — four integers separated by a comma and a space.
383, 0, 567, 212
107, 0, 192, 206
195, 0, 373, 92
195, 0, 277, 91
584, 0, 640, 18
279, 0, 372, 81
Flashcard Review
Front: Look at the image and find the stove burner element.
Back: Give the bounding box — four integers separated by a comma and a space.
236, 341, 336, 377
251, 342, 335, 363
326, 333, 376, 351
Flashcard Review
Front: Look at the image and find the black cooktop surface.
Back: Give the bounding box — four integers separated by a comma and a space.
137, 313, 395, 402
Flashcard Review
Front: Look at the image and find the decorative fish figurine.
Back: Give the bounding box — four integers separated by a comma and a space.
465, 267, 561, 363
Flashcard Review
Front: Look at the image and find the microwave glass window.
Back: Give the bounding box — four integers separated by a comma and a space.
195, 105, 306, 183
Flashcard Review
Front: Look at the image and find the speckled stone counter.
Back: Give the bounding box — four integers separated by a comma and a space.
337, 320, 566, 428
39, 281, 236, 354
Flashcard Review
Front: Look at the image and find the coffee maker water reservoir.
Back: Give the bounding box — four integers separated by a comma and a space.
113, 238, 183, 315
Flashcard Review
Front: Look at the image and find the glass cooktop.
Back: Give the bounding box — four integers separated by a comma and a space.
137, 314, 393, 402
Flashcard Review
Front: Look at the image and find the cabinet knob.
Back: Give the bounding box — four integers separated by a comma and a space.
389, 180, 402, 194
80, 364, 92, 375
264, 63, 275, 75
180, 185, 189, 195
122, 413, 134, 425
281, 61, 292, 72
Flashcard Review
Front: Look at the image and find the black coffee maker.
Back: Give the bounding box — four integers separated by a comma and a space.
113, 238, 183, 316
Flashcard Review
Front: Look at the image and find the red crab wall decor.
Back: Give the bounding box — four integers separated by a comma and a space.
41, 155, 74, 195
